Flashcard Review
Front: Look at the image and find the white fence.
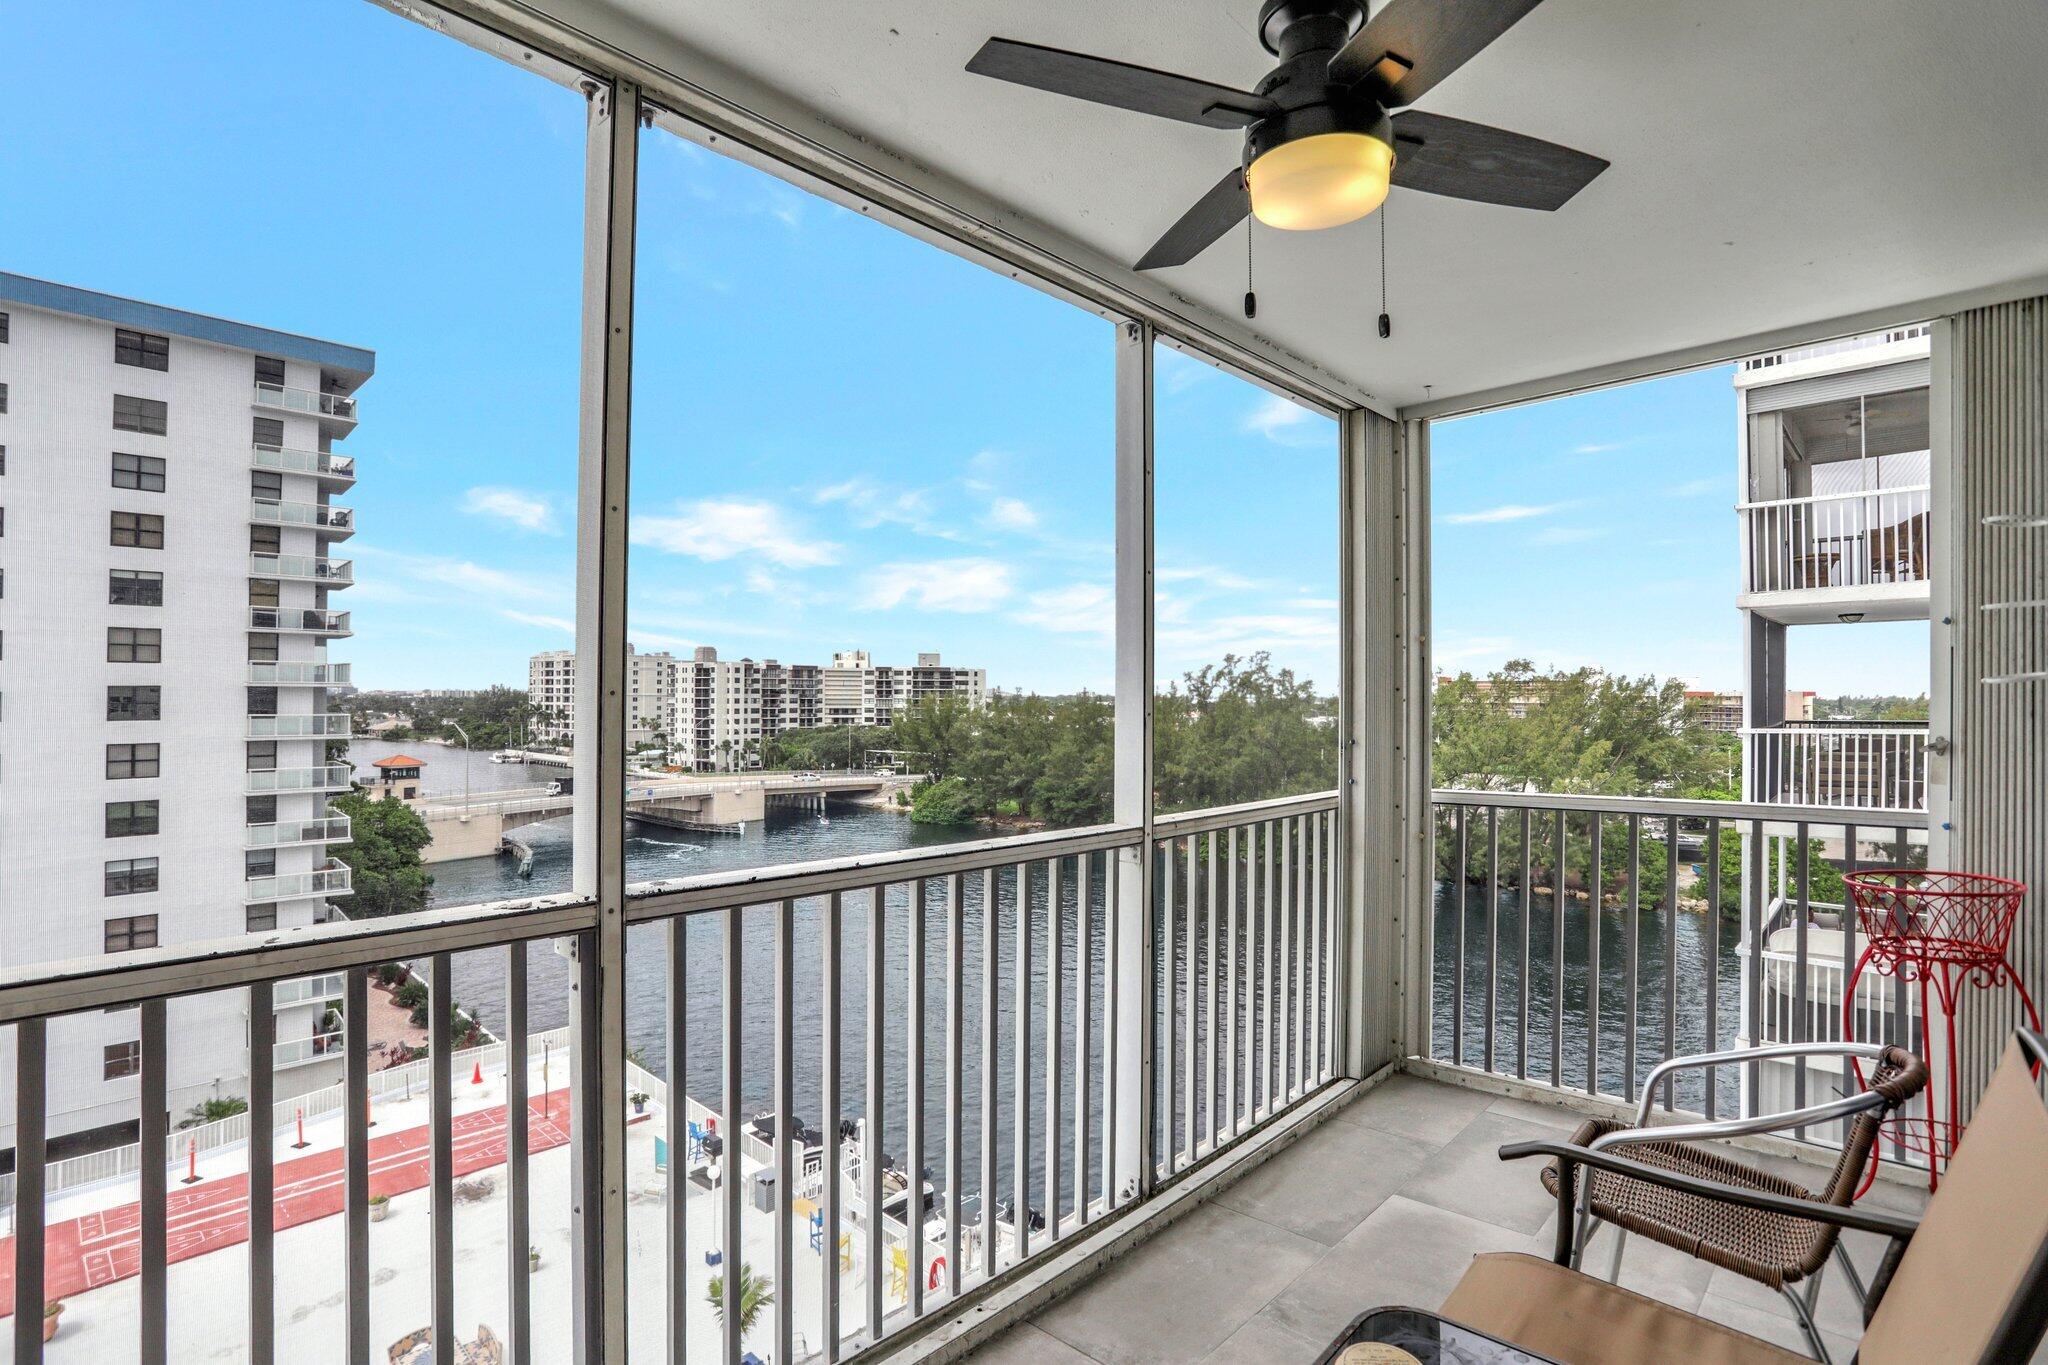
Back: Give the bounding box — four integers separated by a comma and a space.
1747, 724, 1930, 812
1741, 483, 1931, 594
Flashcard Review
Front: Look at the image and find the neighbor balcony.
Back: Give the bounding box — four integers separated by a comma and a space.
244, 815, 352, 849
246, 711, 353, 740
245, 859, 353, 903
250, 497, 355, 540
248, 660, 353, 689
245, 764, 352, 796
250, 552, 353, 586
250, 443, 356, 488
252, 381, 359, 434
249, 605, 351, 637
1738, 482, 1932, 623
1746, 720, 1930, 812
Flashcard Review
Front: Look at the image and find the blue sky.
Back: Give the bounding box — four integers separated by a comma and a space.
2, 0, 1919, 699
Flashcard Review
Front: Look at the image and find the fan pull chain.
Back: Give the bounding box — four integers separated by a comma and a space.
1244, 207, 1258, 320
1377, 201, 1392, 340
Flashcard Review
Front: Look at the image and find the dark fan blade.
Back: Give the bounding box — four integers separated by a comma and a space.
967, 38, 1276, 130
1389, 110, 1606, 210
1327, 0, 1547, 107
1135, 166, 1250, 270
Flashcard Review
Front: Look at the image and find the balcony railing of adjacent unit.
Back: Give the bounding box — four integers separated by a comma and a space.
245, 764, 352, 795
247, 712, 353, 740
1747, 721, 1930, 812
273, 1030, 346, 1068
0, 793, 1337, 1363
270, 972, 347, 1009
245, 859, 354, 903
252, 382, 358, 424
250, 498, 355, 536
245, 815, 352, 850
1740, 481, 1931, 595
249, 606, 351, 636
248, 660, 353, 688
251, 552, 353, 585
250, 444, 356, 483
1427, 789, 1928, 1158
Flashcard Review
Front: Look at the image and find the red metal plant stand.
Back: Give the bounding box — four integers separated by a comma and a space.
1843, 869, 2039, 1190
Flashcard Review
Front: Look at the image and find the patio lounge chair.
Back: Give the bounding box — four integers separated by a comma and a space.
1422, 1031, 2048, 1365
1533, 1042, 1928, 1359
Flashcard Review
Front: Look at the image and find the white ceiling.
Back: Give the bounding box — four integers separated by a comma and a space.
575, 0, 2048, 411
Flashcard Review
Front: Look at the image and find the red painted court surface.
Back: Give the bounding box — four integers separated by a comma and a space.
0, 1089, 571, 1316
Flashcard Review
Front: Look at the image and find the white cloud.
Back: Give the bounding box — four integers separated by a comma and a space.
631, 498, 839, 568
1443, 502, 1571, 525
1243, 393, 1318, 443
985, 496, 1039, 532
1015, 582, 1114, 636
1157, 564, 1260, 591
1571, 441, 1628, 455
500, 610, 575, 633
859, 558, 1014, 613
348, 546, 566, 606
1157, 347, 1214, 395
1530, 526, 1603, 546
1670, 476, 1723, 497
813, 478, 962, 541
461, 486, 560, 535
1434, 634, 1517, 666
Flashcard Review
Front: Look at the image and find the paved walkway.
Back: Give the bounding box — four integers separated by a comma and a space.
0, 1090, 571, 1314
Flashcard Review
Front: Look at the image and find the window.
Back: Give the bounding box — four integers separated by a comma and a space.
112, 452, 167, 491
0, 382, 8, 414
246, 850, 276, 879
104, 858, 159, 897
248, 687, 278, 715
109, 569, 163, 605
114, 328, 170, 371
111, 510, 165, 548
255, 356, 286, 387
246, 795, 277, 824
105, 800, 160, 837
107, 685, 161, 720
247, 633, 279, 663
106, 742, 160, 779
246, 741, 277, 771
103, 1041, 142, 1080
249, 579, 280, 609
107, 627, 162, 663
0, 311, 8, 342
1, 445, 7, 473
246, 904, 278, 933
112, 394, 167, 435
251, 470, 283, 501
253, 416, 284, 448
250, 524, 281, 554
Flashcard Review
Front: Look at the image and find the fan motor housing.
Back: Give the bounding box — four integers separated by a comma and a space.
1257, 0, 1367, 59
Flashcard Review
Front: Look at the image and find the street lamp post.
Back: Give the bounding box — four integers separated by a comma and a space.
449, 720, 472, 809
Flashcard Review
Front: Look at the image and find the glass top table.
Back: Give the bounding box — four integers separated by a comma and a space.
1314, 1307, 1561, 1365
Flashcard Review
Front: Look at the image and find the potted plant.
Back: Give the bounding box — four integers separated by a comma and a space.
369, 1193, 390, 1223
706, 1262, 773, 1340
630, 1091, 650, 1115
43, 1301, 63, 1343
529, 1245, 541, 1273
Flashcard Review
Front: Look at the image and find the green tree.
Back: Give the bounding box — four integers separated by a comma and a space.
1153, 653, 1335, 813
910, 776, 977, 826
329, 791, 433, 918
707, 1262, 773, 1338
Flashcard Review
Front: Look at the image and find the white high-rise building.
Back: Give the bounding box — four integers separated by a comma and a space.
0, 274, 367, 1145
529, 644, 679, 748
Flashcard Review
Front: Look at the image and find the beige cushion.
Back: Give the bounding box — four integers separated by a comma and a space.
1860, 1039, 2048, 1365
1440, 1252, 1807, 1365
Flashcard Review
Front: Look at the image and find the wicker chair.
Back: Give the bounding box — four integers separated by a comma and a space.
1535, 1042, 1927, 1362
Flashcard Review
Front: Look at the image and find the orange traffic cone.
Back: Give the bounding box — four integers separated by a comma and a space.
471, 1060, 484, 1086
181, 1139, 201, 1185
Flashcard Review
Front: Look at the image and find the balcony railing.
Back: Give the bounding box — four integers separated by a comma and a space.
270, 972, 348, 1009
250, 552, 353, 585
250, 444, 356, 485
1427, 788, 1927, 1154
1747, 722, 1929, 811
0, 793, 1336, 1362
252, 382, 358, 426
1740, 482, 1931, 595
246, 712, 353, 739
250, 497, 355, 538
245, 764, 352, 795
273, 1031, 345, 1068
245, 859, 353, 903
248, 660, 353, 688
249, 606, 351, 636
245, 815, 352, 849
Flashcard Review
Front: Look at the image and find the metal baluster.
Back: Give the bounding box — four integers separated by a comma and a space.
1161, 838, 1176, 1167
1454, 807, 1469, 1068
509, 945, 532, 1365
1279, 816, 1294, 1100
1664, 815, 1679, 1111
1552, 810, 1565, 1087
1587, 814, 1603, 1096
1307, 814, 1323, 1085
1485, 807, 1500, 1075
1705, 820, 1722, 1122
823, 892, 844, 1358
1264, 819, 1279, 1114
14, 1018, 46, 1365
664, 924, 690, 1358
1075, 856, 1093, 1228
1293, 815, 1308, 1098
1045, 860, 1062, 1240
1248, 822, 1263, 1119
1013, 864, 1030, 1261
430, 954, 456, 1363
727, 905, 748, 1364
777, 897, 799, 1359
1182, 836, 1197, 1161
908, 883, 928, 1315
248, 984, 275, 1365
1102, 853, 1120, 1213
946, 872, 965, 1287
1224, 825, 1239, 1138
344, 967, 370, 1364
1745, 821, 1766, 1114
1891, 825, 1910, 1166
1518, 809, 1532, 1081
1843, 823, 1860, 1064
1204, 832, 1218, 1149
1624, 814, 1641, 1100
140, 999, 169, 1365
1793, 826, 1811, 1139
979, 869, 997, 1280
867, 886, 887, 1340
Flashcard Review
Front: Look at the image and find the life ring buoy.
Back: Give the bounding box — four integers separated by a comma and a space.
928, 1257, 946, 1291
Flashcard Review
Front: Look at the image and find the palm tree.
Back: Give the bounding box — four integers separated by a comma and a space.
706, 1261, 773, 1339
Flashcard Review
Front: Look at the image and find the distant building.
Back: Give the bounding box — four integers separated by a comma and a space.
1682, 689, 1814, 733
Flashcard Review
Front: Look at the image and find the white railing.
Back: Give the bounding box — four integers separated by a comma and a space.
245, 764, 353, 795
271, 972, 348, 1009
273, 1031, 346, 1068
250, 552, 353, 584
245, 815, 352, 849
1740, 482, 1931, 595
247, 712, 353, 739
249, 605, 351, 634
251, 444, 356, 480
249, 660, 353, 687
250, 497, 355, 534
245, 859, 353, 902
253, 382, 358, 423
1747, 723, 1929, 811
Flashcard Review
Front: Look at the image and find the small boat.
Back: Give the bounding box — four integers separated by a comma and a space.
490, 750, 521, 764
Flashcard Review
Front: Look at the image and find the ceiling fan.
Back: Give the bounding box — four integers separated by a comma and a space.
966, 0, 1608, 270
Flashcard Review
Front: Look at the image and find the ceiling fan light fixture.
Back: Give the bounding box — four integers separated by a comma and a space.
1247, 129, 1394, 231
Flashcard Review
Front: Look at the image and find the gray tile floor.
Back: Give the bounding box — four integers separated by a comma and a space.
970, 1074, 1930, 1364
